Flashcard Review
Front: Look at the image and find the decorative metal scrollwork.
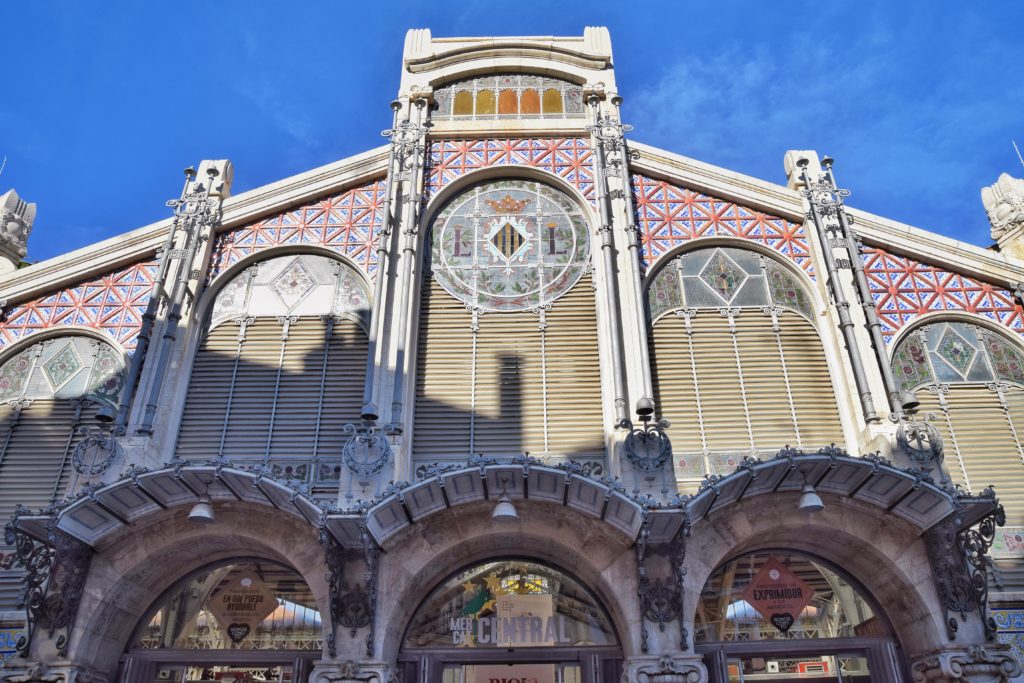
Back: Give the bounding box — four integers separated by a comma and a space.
342, 420, 391, 481
320, 517, 381, 659
624, 413, 672, 474
641, 577, 680, 628
4, 509, 93, 657
925, 490, 1005, 641
72, 429, 120, 477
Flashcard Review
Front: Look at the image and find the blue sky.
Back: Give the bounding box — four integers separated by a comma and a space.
2, 1, 1022, 263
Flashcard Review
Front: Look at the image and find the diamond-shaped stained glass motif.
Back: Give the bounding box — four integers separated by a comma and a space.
43, 343, 84, 390
937, 326, 977, 375
699, 250, 748, 301
269, 258, 316, 310
491, 220, 528, 260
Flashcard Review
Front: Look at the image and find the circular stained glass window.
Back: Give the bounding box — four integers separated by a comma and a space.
430, 179, 590, 312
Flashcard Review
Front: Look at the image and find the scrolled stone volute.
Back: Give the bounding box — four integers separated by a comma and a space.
982, 173, 1024, 257
0, 188, 35, 275
911, 644, 1022, 683
631, 656, 707, 683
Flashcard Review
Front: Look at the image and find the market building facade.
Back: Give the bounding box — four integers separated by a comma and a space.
1, 27, 1023, 683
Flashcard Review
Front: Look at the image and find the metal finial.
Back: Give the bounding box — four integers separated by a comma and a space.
391, 99, 402, 111
184, 166, 196, 180
795, 158, 809, 169
821, 155, 835, 168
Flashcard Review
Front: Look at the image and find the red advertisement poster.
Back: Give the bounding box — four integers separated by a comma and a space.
740, 557, 813, 634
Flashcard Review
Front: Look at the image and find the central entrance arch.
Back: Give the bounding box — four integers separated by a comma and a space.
397, 559, 623, 683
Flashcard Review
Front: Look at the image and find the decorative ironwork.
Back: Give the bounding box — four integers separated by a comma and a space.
342, 418, 392, 482
4, 508, 93, 657
640, 577, 679, 628
896, 418, 944, 476
925, 490, 1005, 640
624, 413, 672, 474
636, 507, 690, 654
71, 429, 120, 477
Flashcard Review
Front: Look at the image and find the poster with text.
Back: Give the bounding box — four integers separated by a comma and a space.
740, 557, 813, 634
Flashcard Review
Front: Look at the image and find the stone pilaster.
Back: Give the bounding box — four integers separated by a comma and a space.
0, 189, 35, 275
625, 655, 707, 683
309, 660, 395, 683
911, 644, 1021, 683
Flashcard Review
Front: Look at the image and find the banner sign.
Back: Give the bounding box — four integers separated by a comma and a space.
207, 574, 278, 644
741, 557, 813, 634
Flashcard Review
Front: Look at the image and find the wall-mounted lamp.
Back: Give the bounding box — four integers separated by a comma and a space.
798, 471, 824, 513
491, 475, 518, 523
188, 493, 215, 523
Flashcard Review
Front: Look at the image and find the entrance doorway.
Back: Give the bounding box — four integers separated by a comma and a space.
398, 560, 622, 683
121, 561, 322, 683
695, 551, 904, 683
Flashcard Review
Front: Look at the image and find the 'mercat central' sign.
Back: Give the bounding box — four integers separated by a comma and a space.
450, 613, 573, 646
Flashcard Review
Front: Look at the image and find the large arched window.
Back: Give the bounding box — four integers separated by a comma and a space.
400, 559, 621, 683
0, 334, 125, 610
433, 74, 585, 120
646, 246, 842, 490
0, 334, 125, 518
696, 551, 897, 683
175, 254, 369, 500
414, 178, 603, 475
125, 561, 321, 680
892, 320, 1024, 524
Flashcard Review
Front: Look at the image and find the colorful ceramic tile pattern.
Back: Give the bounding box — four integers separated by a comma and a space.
0, 260, 158, 351
993, 609, 1024, 669
424, 138, 595, 203
208, 177, 387, 282
631, 173, 814, 276
861, 247, 1024, 342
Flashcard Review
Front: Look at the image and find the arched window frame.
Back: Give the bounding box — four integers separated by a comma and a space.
432, 73, 586, 121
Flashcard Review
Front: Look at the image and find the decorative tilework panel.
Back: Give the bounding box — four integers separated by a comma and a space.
862, 247, 1024, 342
208, 177, 387, 282
632, 173, 814, 276
993, 609, 1024, 671
0, 261, 158, 351
424, 138, 595, 203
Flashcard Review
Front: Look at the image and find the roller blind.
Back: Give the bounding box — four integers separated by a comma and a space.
650, 308, 842, 491
176, 316, 367, 482
917, 385, 1024, 526
413, 274, 604, 462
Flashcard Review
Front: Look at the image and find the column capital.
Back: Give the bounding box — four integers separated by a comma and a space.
911, 644, 1022, 683
626, 654, 707, 683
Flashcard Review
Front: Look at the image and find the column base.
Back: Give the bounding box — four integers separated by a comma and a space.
911, 644, 1022, 683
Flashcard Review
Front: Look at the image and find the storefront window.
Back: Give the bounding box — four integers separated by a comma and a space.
696, 552, 885, 642
131, 562, 322, 651
403, 560, 617, 649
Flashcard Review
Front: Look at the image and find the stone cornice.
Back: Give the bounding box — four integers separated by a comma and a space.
0, 145, 389, 306
628, 139, 1024, 287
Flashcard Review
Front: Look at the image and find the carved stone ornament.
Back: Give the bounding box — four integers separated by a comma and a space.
310, 662, 393, 683
982, 173, 1024, 242
0, 189, 36, 266
1, 663, 108, 683
911, 644, 1022, 683
633, 656, 707, 683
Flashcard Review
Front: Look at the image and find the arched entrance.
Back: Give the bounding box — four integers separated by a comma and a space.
695, 550, 903, 683
397, 559, 623, 683
121, 560, 322, 683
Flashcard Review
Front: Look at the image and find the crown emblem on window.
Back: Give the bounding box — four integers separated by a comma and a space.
484, 194, 531, 213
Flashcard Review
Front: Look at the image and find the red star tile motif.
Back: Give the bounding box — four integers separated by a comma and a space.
208, 177, 387, 282
0, 260, 158, 352
632, 173, 814, 276
862, 247, 1024, 342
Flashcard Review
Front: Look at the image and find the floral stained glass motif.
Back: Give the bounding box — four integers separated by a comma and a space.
43, 343, 84, 391
891, 321, 1024, 390
699, 250, 747, 301
937, 327, 977, 376
269, 258, 317, 311
0, 348, 33, 401
645, 246, 811, 321
430, 179, 590, 312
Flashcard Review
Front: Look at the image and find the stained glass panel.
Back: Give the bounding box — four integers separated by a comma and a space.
700, 251, 748, 301
430, 179, 590, 312
982, 330, 1024, 383
765, 259, 813, 318
432, 74, 583, 120
937, 326, 977, 376
892, 335, 933, 390
890, 321, 1024, 389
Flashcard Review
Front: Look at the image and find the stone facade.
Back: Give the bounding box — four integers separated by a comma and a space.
0, 26, 1021, 683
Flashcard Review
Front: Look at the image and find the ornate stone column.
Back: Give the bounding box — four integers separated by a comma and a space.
624, 655, 707, 683
0, 188, 35, 275
911, 644, 1022, 683
308, 660, 396, 683
982, 173, 1024, 259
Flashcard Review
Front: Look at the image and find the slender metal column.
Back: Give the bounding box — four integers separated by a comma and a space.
611, 98, 656, 407
588, 96, 630, 427
822, 157, 910, 417
110, 173, 190, 433
797, 159, 878, 423
138, 166, 225, 434
387, 99, 429, 433
360, 100, 403, 420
